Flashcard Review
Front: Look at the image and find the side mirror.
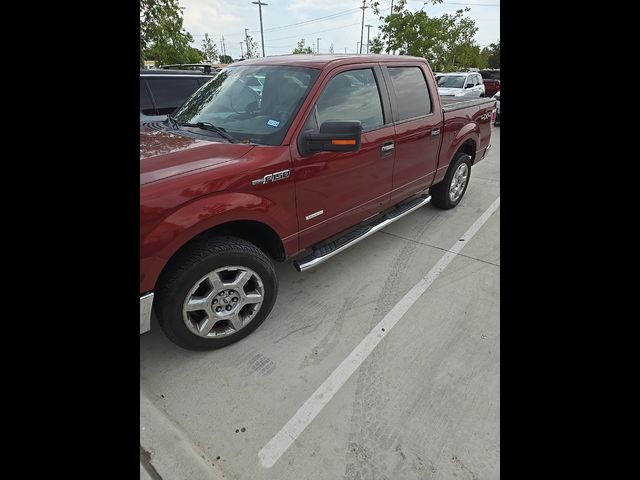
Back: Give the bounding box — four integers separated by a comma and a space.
300, 121, 362, 155
466, 83, 474, 89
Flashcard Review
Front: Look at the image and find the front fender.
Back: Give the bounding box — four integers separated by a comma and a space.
140, 191, 298, 292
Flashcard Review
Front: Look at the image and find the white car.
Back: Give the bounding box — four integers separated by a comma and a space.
493, 91, 500, 125
436, 72, 485, 98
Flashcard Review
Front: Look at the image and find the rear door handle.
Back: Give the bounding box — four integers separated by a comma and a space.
381, 141, 395, 154
431, 128, 441, 136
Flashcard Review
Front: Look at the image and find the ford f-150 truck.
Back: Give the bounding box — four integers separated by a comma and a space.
140, 54, 496, 350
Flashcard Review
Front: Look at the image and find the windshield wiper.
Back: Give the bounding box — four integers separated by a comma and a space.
178, 121, 237, 143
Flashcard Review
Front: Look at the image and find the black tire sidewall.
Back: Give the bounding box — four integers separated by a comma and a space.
431, 152, 472, 209
156, 241, 278, 350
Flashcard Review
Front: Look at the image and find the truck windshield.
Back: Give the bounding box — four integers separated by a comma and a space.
173, 65, 320, 145
437, 75, 466, 88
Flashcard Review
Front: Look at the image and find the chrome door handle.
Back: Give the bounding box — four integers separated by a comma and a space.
381, 142, 395, 152
431, 128, 441, 136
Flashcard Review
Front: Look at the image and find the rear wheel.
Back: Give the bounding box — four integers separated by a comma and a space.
155, 236, 278, 350
430, 152, 472, 209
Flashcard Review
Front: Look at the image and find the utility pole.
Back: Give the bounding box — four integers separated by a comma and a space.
357, 41, 361, 53
221, 36, 226, 58
359, 0, 367, 54
240, 41, 244, 58
317, 37, 321, 53
245, 28, 250, 58
390, 0, 395, 54
365, 24, 373, 54
252, 1, 268, 57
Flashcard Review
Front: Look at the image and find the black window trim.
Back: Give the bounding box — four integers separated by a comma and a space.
381, 64, 434, 125
300, 65, 391, 137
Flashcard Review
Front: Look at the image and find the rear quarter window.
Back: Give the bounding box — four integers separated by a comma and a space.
140, 79, 155, 115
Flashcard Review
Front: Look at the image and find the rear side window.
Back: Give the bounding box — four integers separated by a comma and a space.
388, 67, 431, 120
146, 78, 202, 115
140, 79, 155, 115
308, 68, 384, 132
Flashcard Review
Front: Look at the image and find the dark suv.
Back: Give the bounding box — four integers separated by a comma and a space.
140, 69, 214, 122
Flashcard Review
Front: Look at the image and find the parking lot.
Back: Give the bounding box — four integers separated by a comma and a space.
141, 128, 500, 480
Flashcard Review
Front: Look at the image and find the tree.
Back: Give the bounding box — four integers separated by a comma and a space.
140, 0, 200, 66
329, 43, 335, 54
218, 54, 234, 64
292, 39, 313, 54
244, 34, 259, 58
201, 33, 219, 63
486, 40, 500, 68
370, 36, 384, 54
371, 0, 480, 71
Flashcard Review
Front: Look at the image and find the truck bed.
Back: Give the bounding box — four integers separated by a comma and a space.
441, 96, 495, 113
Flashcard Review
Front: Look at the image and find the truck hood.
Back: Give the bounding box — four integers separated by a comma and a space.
438, 87, 464, 96
140, 127, 255, 185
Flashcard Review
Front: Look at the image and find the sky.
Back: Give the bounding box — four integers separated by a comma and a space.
180, 0, 500, 60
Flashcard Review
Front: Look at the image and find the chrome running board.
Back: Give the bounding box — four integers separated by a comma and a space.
294, 194, 432, 272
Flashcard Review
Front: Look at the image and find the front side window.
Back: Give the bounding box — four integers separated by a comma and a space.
304, 69, 384, 133
388, 67, 432, 120
174, 65, 320, 145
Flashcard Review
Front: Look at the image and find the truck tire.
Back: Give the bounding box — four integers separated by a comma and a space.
154, 236, 278, 350
430, 152, 472, 209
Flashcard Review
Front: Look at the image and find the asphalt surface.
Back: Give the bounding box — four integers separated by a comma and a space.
140, 127, 500, 480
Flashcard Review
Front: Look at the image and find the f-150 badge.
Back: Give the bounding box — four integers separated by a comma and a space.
251, 169, 290, 186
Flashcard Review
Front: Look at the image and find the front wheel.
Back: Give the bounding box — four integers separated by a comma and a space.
430, 152, 472, 209
155, 236, 278, 350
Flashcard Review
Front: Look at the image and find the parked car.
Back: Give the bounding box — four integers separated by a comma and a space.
436, 72, 485, 97
493, 91, 500, 125
140, 69, 214, 122
140, 54, 496, 350
479, 69, 500, 97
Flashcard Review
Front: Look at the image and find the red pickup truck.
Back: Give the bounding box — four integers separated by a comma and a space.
140, 54, 496, 350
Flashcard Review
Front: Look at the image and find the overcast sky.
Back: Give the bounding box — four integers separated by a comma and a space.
181, 0, 499, 59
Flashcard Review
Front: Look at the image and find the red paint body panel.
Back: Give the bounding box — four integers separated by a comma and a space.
139, 55, 494, 294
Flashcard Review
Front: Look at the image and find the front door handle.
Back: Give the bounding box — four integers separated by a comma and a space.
431, 128, 441, 136
381, 141, 395, 153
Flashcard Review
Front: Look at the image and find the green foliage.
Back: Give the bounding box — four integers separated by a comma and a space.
244, 34, 259, 58
370, 36, 384, 54
371, 0, 485, 71
219, 54, 234, 64
292, 39, 313, 54
201, 33, 219, 63
486, 40, 500, 68
140, 0, 200, 66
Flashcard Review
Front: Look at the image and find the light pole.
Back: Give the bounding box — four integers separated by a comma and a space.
240, 41, 244, 58
251, 1, 268, 57
365, 24, 373, 54
359, 0, 367, 54
317, 37, 321, 53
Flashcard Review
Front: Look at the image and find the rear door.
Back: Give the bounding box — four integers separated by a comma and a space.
382, 64, 443, 204
290, 65, 396, 248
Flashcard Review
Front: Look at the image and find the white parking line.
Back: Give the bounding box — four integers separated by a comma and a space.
258, 196, 501, 468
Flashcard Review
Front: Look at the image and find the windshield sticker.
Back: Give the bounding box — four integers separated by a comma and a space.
266, 119, 280, 128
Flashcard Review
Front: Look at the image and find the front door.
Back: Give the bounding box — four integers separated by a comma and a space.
290, 66, 395, 249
